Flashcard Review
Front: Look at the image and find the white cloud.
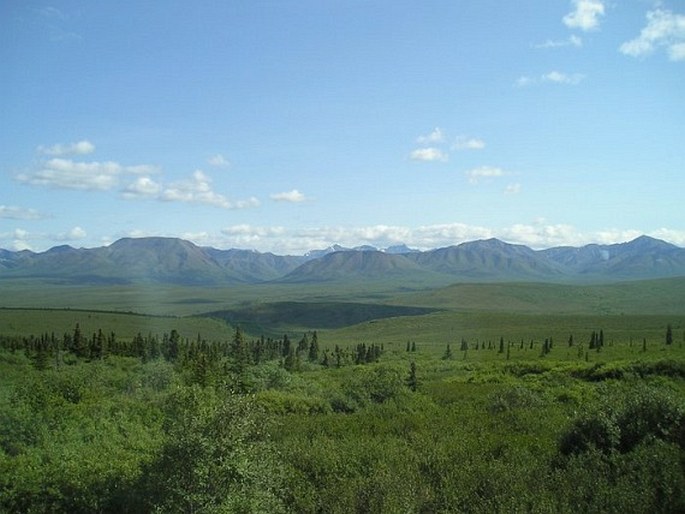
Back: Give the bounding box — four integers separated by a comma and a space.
504, 183, 522, 195
234, 197, 261, 209
453, 136, 485, 150
466, 166, 505, 184
57, 226, 87, 241
563, 0, 605, 31
162, 170, 230, 208
669, 42, 685, 61
222, 224, 285, 237
410, 147, 448, 162
159, 170, 259, 209
17, 158, 159, 191
122, 177, 162, 199
0, 205, 46, 220
416, 128, 444, 145
270, 189, 307, 203
515, 76, 535, 87
10, 229, 32, 251
124, 164, 160, 175
542, 71, 585, 84
38, 140, 95, 156
17, 158, 121, 190
208, 154, 230, 167
120, 171, 259, 209
534, 35, 583, 49
516, 71, 585, 87
620, 9, 685, 61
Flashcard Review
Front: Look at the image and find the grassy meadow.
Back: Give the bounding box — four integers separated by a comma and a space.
1, 276, 684, 512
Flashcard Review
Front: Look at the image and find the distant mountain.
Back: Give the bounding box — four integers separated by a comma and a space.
304, 244, 349, 260
384, 244, 420, 254
541, 235, 685, 279
409, 238, 566, 280
203, 248, 305, 282
1, 235, 684, 286
279, 250, 426, 283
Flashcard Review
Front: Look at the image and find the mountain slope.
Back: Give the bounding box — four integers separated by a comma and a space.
541, 236, 685, 279
1, 235, 684, 285
279, 250, 428, 283
410, 238, 566, 280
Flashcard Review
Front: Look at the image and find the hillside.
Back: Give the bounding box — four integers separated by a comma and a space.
1, 235, 684, 286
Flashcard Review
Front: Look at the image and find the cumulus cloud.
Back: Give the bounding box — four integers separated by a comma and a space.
516, 71, 584, 87
17, 158, 120, 190
563, 0, 605, 31
38, 140, 95, 156
162, 170, 230, 208
208, 154, 230, 167
416, 128, 445, 145
533, 35, 583, 49
453, 136, 486, 150
543, 71, 585, 84
122, 172, 260, 209
17, 158, 159, 191
56, 226, 87, 241
0, 205, 47, 220
270, 189, 307, 203
410, 147, 449, 162
466, 166, 506, 184
620, 9, 685, 61
121, 177, 163, 199
159, 170, 259, 209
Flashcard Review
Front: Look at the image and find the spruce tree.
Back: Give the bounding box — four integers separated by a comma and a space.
406, 362, 418, 392
308, 331, 320, 362
442, 344, 453, 360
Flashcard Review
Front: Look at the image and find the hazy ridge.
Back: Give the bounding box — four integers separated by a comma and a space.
1, 235, 684, 286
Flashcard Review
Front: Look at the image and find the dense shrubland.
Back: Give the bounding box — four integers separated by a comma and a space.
1, 323, 684, 513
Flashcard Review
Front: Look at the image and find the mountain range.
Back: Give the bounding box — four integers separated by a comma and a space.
1, 235, 684, 286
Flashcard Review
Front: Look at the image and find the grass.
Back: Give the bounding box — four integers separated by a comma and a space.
1, 276, 684, 350
0, 307, 234, 342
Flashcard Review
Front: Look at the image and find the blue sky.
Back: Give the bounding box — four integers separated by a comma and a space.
1, 0, 684, 254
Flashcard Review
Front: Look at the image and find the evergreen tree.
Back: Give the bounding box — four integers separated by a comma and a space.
297, 333, 309, 354
230, 326, 249, 374
282, 334, 291, 358
442, 344, 453, 360
166, 329, 180, 361
406, 361, 418, 392
284, 346, 297, 371
71, 323, 88, 359
308, 331, 320, 362
91, 328, 106, 360
32, 339, 51, 370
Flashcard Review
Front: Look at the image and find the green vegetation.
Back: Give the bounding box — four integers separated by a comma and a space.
1, 277, 684, 512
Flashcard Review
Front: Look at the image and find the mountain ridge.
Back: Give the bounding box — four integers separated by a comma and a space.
1, 235, 684, 286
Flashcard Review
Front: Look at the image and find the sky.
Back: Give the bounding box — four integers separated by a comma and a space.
1, 0, 684, 254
